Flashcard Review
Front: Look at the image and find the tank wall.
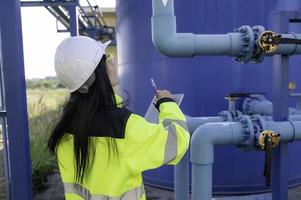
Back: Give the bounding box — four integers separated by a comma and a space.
116, 0, 301, 193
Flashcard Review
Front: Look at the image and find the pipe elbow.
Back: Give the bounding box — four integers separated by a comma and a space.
190, 122, 243, 164
152, 33, 195, 57
190, 124, 218, 165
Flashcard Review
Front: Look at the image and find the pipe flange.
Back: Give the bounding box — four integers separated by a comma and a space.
231, 110, 243, 120
234, 25, 255, 63
242, 94, 267, 115
242, 97, 253, 114
218, 111, 233, 122
250, 114, 268, 149
251, 25, 265, 63
252, 114, 267, 131
236, 115, 255, 150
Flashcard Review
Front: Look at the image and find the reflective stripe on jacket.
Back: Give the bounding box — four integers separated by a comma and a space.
56, 95, 190, 200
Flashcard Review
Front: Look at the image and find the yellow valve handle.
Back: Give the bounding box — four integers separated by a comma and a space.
258, 130, 281, 149
259, 31, 279, 53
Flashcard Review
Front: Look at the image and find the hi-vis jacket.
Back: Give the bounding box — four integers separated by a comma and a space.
56, 95, 190, 200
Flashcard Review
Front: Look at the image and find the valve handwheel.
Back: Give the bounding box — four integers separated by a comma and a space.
259, 30, 301, 53
259, 31, 279, 53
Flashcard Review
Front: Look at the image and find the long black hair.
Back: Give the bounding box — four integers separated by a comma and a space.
48, 55, 125, 184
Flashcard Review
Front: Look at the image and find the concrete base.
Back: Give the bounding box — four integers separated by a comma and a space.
146, 184, 301, 200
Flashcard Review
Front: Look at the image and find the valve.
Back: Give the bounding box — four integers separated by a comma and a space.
258, 130, 280, 149
258, 130, 281, 186
259, 31, 279, 53
259, 30, 301, 53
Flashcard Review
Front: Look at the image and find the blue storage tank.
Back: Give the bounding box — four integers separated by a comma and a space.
116, 0, 301, 194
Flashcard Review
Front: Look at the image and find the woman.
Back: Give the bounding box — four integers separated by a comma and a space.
48, 36, 190, 200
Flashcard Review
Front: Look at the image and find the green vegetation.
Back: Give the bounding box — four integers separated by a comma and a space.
27, 79, 68, 192
0, 177, 7, 200
26, 76, 65, 90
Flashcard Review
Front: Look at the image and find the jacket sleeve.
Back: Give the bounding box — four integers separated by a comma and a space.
123, 98, 190, 172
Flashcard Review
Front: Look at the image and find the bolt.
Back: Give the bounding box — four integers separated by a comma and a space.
235, 57, 241, 62
243, 36, 250, 42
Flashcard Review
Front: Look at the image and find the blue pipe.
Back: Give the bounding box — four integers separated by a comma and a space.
174, 116, 224, 200
275, 0, 301, 11
151, 0, 301, 59
265, 120, 301, 142
267, 115, 301, 121
190, 122, 245, 200
177, 113, 301, 200
189, 117, 301, 200
152, 0, 244, 57
186, 116, 224, 133
242, 96, 301, 115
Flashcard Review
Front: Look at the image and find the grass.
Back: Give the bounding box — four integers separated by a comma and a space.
0, 134, 7, 199
0, 88, 69, 195
27, 88, 68, 111
0, 177, 7, 200
27, 88, 68, 192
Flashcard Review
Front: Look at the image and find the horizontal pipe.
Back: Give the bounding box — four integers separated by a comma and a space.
152, 0, 301, 58
191, 122, 245, 165
266, 120, 301, 142
243, 97, 301, 115
151, 0, 242, 57
270, 33, 301, 55
189, 119, 301, 200
275, 0, 301, 11
266, 115, 301, 121
186, 116, 224, 133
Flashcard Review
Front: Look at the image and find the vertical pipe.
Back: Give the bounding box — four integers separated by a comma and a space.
67, 5, 78, 36
272, 12, 289, 200
0, 0, 33, 199
174, 116, 224, 200
191, 164, 212, 200
273, 56, 289, 120
190, 122, 245, 200
228, 98, 236, 111
174, 152, 190, 200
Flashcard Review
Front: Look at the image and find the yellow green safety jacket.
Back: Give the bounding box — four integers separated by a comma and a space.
56, 95, 190, 200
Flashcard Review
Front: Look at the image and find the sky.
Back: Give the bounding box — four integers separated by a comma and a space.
21, 0, 116, 79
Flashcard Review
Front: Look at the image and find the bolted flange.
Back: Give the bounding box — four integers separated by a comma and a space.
234, 25, 255, 63
251, 25, 266, 63
236, 115, 255, 150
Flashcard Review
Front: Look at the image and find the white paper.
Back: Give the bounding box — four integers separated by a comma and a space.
144, 93, 184, 124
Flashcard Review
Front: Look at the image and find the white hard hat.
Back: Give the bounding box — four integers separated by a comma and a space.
54, 36, 111, 92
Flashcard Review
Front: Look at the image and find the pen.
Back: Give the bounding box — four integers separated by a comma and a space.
151, 78, 158, 93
